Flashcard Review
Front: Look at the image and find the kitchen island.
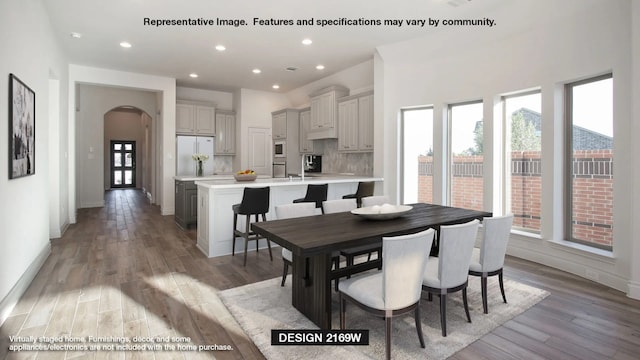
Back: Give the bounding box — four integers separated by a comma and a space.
194, 175, 383, 258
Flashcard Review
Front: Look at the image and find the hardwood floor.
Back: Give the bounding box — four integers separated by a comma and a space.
2, 189, 639, 359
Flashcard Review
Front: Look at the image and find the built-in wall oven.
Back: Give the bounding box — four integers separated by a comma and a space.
274, 140, 286, 158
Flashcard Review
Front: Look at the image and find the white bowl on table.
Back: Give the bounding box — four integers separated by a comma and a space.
351, 204, 413, 220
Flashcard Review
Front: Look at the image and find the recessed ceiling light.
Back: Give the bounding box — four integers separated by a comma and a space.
252, 68, 261, 74
316, 65, 325, 70
302, 38, 312, 45
272, 84, 280, 89
189, 73, 198, 78
215, 45, 226, 51
70, 32, 82, 39
120, 41, 132, 48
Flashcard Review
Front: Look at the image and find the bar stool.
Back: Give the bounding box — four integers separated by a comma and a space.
293, 184, 328, 213
232, 187, 272, 266
342, 181, 375, 207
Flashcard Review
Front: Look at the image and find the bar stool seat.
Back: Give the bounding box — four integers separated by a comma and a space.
232, 187, 272, 266
293, 184, 328, 213
342, 181, 375, 207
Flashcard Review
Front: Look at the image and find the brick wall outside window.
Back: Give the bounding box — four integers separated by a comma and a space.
416, 149, 613, 247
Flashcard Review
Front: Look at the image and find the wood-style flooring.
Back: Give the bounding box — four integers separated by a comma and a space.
1, 189, 639, 360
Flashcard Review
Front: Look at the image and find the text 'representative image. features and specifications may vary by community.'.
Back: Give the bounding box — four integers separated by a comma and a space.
142, 17, 497, 28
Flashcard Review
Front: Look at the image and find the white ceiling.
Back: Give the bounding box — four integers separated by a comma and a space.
44, 0, 503, 93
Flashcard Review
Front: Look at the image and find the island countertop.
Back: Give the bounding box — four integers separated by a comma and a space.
194, 175, 383, 189
194, 175, 384, 258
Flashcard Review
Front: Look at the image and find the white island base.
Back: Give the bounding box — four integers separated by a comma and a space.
194, 176, 383, 258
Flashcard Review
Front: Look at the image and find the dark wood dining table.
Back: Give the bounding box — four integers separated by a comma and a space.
251, 202, 492, 329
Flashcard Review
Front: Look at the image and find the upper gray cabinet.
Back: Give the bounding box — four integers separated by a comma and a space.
176, 102, 215, 136
307, 85, 349, 140
337, 91, 374, 152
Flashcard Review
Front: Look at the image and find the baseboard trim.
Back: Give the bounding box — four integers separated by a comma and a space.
628, 280, 640, 300
0, 243, 51, 327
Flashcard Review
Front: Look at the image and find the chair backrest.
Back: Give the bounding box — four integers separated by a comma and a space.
275, 202, 317, 220
322, 198, 357, 214
383, 228, 435, 309
238, 187, 270, 215
304, 184, 328, 207
361, 195, 390, 207
479, 214, 513, 272
355, 181, 375, 198
438, 219, 480, 288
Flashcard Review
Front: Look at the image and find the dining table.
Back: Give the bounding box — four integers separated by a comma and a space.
251, 202, 492, 329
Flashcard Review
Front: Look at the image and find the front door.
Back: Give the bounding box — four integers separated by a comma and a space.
110, 140, 136, 188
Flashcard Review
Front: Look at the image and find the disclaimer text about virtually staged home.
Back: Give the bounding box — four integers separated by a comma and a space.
142, 17, 497, 28
7, 335, 233, 353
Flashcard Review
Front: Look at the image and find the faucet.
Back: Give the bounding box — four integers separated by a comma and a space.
301, 155, 305, 182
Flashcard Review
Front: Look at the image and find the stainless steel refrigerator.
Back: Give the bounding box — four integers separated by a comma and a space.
176, 135, 214, 176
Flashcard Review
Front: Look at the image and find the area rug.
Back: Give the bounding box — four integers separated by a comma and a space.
219, 275, 549, 360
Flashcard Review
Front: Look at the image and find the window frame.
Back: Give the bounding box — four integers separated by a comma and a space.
564, 73, 613, 251
400, 106, 434, 204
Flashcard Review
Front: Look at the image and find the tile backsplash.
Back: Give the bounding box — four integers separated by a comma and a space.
213, 156, 233, 174
313, 139, 373, 175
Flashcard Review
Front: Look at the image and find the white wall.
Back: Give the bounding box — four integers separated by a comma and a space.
237, 89, 291, 170
0, 0, 68, 323
629, 0, 640, 299
177, 87, 233, 110
376, 0, 638, 297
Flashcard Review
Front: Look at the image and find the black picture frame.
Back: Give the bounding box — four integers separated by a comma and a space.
9, 73, 35, 179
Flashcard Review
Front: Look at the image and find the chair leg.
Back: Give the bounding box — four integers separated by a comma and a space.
333, 257, 339, 292
339, 296, 346, 329
281, 261, 289, 287
232, 213, 237, 256
263, 214, 273, 261
346, 255, 353, 279
385, 316, 392, 360
414, 305, 425, 348
481, 276, 488, 314
462, 287, 471, 323
254, 214, 259, 253
439, 294, 447, 337
243, 215, 250, 266
499, 270, 507, 304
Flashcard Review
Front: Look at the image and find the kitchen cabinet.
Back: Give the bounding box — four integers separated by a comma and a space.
272, 112, 287, 139
337, 91, 374, 152
215, 111, 236, 154
175, 180, 198, 229
308, 85, 349, 140
338, 98, 359, 151
176, 102, 215, 136
298, 108, 314, 153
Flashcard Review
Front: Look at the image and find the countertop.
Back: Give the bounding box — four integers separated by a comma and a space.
194, 175, 383, 189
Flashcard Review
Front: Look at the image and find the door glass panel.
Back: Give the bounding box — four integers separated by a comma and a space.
114, 171, 122, 184
114, 143, 121, 150
125, 144, 132, 150
124, 170, 133, 185
114, 153, 121, 167
125, 153, 133, 167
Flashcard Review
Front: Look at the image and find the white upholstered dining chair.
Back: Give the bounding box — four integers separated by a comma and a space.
468, 214, 513, 313
321, 198, 357, 214
422, 219, 480, 336
360, 195, 391, 207
339, 228, 435, 360
275, 202, 317, 287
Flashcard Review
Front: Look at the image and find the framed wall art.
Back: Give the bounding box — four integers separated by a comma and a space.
9, 73, 35, 179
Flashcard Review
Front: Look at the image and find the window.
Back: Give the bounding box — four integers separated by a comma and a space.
449, 101, 483, 211
565, 74, 613, 251
401, 107, 434, 204
503, 91, 542, 233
